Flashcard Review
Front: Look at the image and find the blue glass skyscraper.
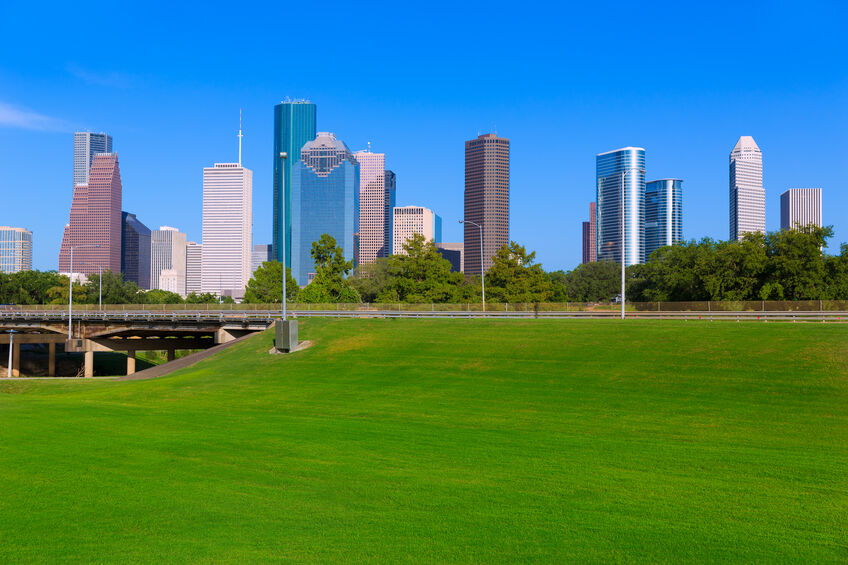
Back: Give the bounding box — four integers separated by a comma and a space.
290, 132, 359, 286
384, 170, 396, 255
273, 100, 317, 267
644, 179, 683, 259
596, 147, 646, 266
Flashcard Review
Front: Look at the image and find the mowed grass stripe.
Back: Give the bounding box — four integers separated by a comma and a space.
0, 319, 846, 563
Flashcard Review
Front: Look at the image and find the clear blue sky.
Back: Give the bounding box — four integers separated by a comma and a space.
2, 0, 846, 272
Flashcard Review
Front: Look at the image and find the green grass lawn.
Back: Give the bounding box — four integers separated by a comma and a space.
1, 319, 846, 563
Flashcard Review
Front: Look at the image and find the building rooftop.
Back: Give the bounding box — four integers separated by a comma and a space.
597, 147, 645, 156
732, 136, 760, 153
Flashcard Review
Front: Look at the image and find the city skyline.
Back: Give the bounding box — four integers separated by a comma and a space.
2, 2, 845, 272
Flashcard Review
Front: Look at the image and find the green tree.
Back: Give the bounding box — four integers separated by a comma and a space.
485, 242, 552, 303
0, 270, 67, 304
185, 292, 220, 304
299, 234, 360, 303
142, 289, 184, 304
243, 261, 299, 303
555, 260, 620, 302
349, 257, 392, 303
83, 270, 143, 304
376, 233, 464, 303
764, 224, 831, 300
45, 276, 90, 305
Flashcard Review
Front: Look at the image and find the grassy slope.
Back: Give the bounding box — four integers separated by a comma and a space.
0, 319, 846, 563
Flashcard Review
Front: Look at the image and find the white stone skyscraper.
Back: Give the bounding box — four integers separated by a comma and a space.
780, 188, 822, 230
729, 136, 765, 240
353, 149, 387, 263
201, 160, 253, 299
151, 226, 187, 295
73, 132, 112, 186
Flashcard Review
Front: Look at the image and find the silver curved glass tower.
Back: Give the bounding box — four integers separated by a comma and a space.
645, 179, 683, 258
596, 147, 645, 266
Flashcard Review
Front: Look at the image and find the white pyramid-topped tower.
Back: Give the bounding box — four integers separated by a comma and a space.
729, 135, 764, 240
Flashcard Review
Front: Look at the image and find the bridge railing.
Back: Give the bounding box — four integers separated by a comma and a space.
3, 301, 848, 313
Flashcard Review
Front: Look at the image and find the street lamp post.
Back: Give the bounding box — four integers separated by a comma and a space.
6, 330, 16, 378
460, 220, 485, 312
274, 151, 298, 353
280, 151, 288, 320
68, 244, 100, 339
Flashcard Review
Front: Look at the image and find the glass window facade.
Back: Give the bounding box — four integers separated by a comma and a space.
0, 227, 33, 273
273, 102, 317, 268
290, 133, 359, 286
596, 148, 645, 265
644, 179, 683, 259
384, 170, 396, 255
121, 212, 151, 289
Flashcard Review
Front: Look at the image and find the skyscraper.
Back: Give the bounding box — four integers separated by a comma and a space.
273, 100, 317, 268
0, 227, 32, 273
464, 133, 509, 275
729, 136, 765, 240
201, 162, 253, 298
290, 132, 359, 286
74, 131, 112, 186
393, 206, 439, 255
384, 170, 396, 256
596, 147, 645, 266
354, 149, 387, 263
121, 212, 151, 289
436, 242, 463, 273
151, 226, 187, 295
780, 188, 822, 230
185, 242, 202, 295
59, 153, 123, 275
251, 244, 273, 275
644, 179, 683, 258
582, 202, 597, 264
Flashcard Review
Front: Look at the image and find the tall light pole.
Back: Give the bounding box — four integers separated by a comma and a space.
279, 151, 288, 320
6, 330, 16, 378
460, 220, 485, 312
599, 168, 644, 320
68, 244, 100, 339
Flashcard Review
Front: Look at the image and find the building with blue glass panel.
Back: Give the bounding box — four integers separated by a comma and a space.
273, 100, 317, 268
644, 179, 683, 259
121, 212, 151, 289
596, 147, 646, 265
290, 132, 359, 286
384, 170, 396, 255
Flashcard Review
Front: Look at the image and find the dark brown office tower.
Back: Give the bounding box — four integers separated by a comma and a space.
582, 202, 597, 263
464, 133, 509, 275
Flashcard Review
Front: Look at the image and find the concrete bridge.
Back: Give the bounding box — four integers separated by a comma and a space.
0, 310, 274, 377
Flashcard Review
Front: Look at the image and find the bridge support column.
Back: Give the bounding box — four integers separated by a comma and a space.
12, 343, 20, 377
48, 342, 56, 377
167, 349, 176, 362
127, 350, 136, 376
84, 350, 94, 378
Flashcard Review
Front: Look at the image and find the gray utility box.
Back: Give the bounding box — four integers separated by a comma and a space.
275, 320, 299, 352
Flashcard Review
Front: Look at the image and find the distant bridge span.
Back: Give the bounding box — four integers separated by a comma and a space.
0, 310, 273, 377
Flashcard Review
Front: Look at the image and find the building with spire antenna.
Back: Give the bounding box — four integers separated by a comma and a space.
200, 114, 253, 299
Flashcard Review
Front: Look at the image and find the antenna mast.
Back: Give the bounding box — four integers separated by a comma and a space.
238, 108, 243, 166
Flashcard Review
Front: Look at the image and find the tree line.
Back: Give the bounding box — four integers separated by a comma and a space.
0, 269, 229, 305
243, 233, 553, 304
3, 224, 846, 305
